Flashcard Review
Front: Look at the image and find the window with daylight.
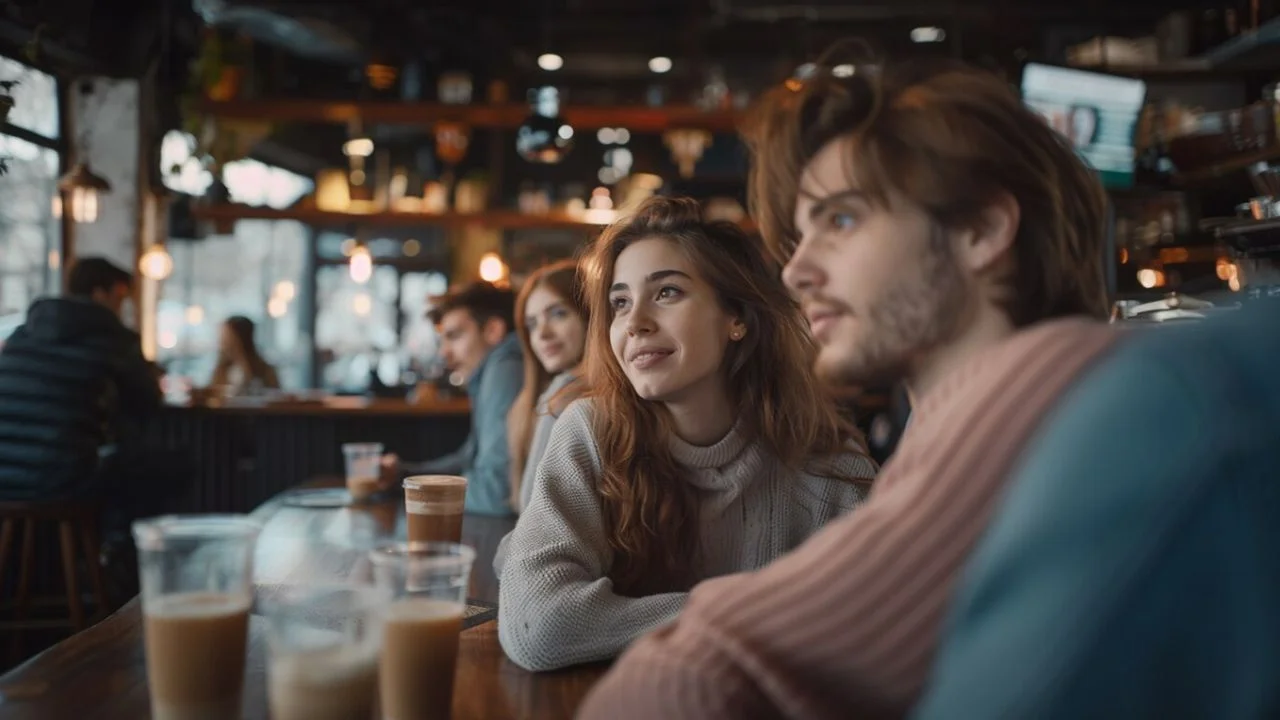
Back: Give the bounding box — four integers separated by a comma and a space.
314, 230, 450, 392
155, 220, 309, 389
0, 56, 61, 343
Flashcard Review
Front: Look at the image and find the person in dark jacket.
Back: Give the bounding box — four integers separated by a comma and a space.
0, 257, 171, 522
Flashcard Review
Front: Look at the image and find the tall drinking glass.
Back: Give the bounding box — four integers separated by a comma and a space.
132, 515, 262, 720
263, 585, 387, 720
369, 542, 475, 720
403, 475, 466, 543
343, 442, 385, 502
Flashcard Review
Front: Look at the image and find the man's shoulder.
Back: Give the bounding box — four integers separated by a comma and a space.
480, 337, 523, 377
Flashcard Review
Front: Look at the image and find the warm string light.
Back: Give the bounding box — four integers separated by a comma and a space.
139, 245, 174, 280
349, 244, 373, 284
1136, 267, 1166, 289
478, 252, 507, 283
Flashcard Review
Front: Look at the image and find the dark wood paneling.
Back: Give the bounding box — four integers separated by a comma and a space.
149, 407, 471, 514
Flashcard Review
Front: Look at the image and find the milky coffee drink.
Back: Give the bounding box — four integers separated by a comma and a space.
144, 592, 251, 720
379, 598, 465, 719
404, 476, 466, 544
269, 643, 379, 720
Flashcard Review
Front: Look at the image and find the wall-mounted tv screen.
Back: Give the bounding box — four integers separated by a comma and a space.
1021, 63, 1148, 189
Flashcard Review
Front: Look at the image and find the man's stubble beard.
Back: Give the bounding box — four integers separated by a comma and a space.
817, 224, 969, 389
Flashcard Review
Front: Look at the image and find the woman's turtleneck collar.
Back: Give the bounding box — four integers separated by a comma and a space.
668, 415, 750, 470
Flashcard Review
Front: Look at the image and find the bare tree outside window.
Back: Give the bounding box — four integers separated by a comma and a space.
0, 58, 60, 342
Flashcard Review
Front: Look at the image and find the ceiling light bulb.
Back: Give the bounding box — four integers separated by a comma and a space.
537, 53, 564, 71
911, 26, 946, 43
648, 56, 673, 74
343, 138, 374, 157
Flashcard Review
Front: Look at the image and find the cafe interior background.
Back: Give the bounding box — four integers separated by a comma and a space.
3, 0, 1280, 667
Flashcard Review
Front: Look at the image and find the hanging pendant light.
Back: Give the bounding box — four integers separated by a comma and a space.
57, 161, 112, 223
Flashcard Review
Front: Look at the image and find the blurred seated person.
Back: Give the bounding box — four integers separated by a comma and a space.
915, 302, 1280, 719
381, 281, 523, 516
0, 257, 189, 553
209, 315, 280, 396
507, 259, 589, 513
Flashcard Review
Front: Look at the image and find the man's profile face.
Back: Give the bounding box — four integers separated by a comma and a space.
437, 308, 501, 381
783, 136, 969, 388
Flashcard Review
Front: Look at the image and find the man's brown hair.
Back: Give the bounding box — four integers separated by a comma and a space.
745, 56, 1110, 326
427, 281, 516, 332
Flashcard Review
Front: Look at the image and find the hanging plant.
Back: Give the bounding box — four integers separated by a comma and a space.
176, 30, 269, 180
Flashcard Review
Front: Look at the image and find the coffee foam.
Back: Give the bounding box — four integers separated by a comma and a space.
403, 475, 466, 488
405, 500, 465, 515
145, 592, 251, 619
385, 598, 465, 622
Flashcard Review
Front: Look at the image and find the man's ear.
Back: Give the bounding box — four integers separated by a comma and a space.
481, 316, 508, 345
957, 191, 1020, 275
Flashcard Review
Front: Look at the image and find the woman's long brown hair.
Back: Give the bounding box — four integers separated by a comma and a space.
507, 260, 589, 506
581, 196, 871, 595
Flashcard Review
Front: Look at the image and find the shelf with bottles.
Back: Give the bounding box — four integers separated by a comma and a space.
196, 98, 743, 134
1172, 145, 1280, 186
1075, 7, 1280, 76
189, 202, 613, 231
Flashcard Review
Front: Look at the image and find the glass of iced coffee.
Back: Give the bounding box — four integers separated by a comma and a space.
369, 542, 476, 720
403, 475, 466, 544
263, 585, 387, 720
342, 442, 385, 502
132, 515, 262, 720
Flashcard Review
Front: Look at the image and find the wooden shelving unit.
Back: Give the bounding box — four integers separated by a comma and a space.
189, 203, 611, 230
1077, 15, 1280, 76
1173, 145, 1280, 186
189, 203, 761, 234
198, 99, 744, 133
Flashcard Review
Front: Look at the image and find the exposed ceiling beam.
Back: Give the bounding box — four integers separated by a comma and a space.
711, 0, 1181, 22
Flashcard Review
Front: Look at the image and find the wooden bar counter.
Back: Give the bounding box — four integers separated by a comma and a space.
0, 479, 608, 718
150, 396, 471, 515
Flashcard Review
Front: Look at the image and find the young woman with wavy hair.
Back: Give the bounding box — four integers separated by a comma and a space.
497, 196, 877, 672
507, 260, 589, 512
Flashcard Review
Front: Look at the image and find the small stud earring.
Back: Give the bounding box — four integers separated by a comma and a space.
731, 329, 744, 340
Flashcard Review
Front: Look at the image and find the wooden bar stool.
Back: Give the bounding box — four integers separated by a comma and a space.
0, 499, 111, 661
